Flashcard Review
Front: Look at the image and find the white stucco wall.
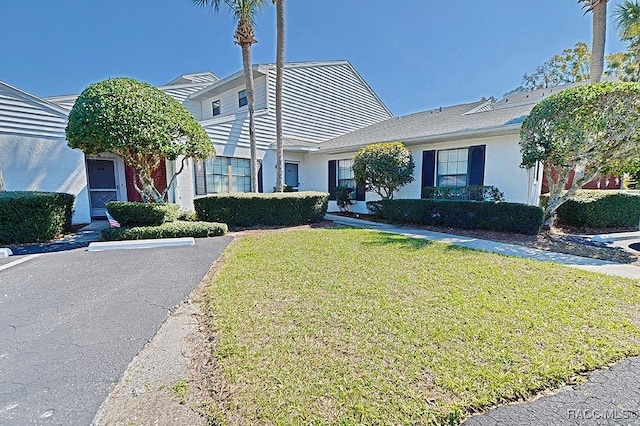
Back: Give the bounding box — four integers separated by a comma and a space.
0, 134, 91, 224
303, 133, 539, 214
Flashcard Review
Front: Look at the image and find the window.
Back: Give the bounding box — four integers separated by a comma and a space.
421, 146, 485, 192
337, 159, 355, 189
437, 148, 469, 187
204, 157, 250, 193
212, 100, 221, 116
328, 159, 365, 201
238, 89, 247, 107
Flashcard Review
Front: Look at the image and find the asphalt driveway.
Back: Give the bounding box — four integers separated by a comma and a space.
0, 236, 233, 425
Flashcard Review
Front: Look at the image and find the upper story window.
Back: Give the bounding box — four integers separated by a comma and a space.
238, 89, 248, 107
212, 100, 221, 116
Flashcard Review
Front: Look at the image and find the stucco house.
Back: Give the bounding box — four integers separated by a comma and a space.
2, 60, 605, 224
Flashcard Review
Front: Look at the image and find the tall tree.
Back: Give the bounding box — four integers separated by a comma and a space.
580, 0, 608, 82
506, 42, 591, 94
273, 0, 285, 192
192, 0, 267, 193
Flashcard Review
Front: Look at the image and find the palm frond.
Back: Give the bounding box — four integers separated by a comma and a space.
579, 0, 607, 14
191, 0, 222, 12
614, 0, 640, 41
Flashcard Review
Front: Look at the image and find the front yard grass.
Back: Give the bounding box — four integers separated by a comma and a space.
203, 228, 640, 425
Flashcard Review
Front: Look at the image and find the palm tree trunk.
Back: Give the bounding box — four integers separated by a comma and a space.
274, 0, 285, 192
0, 161, 5, 191
590, 0, 607, 82
241, 42, 259, 193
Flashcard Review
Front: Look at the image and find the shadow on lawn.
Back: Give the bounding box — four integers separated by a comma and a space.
361, 232, 434, 250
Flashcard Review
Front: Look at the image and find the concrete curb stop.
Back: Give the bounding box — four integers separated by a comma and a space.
88, 237, 195, 252
0, 248, 13, 258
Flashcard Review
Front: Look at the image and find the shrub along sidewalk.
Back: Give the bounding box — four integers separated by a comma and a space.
202, 228, 640, 425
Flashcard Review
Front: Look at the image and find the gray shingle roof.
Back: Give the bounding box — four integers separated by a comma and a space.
317, 84, 580, 153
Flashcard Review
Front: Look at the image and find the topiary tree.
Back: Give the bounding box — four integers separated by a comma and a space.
352, 141, 415, 200
66, 77, 213, 202
520, 82, 640, 228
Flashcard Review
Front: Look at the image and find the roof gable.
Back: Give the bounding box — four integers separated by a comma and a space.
0, 81, 69, 138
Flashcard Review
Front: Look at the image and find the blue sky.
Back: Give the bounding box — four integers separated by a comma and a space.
1, 0, 628, 116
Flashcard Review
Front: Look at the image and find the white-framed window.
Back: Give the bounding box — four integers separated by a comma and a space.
238, 89, 247, 107
437, 148, 469, 187
212, 100, 221, 116
337, 159, 355, 189
205, 157, 250, 193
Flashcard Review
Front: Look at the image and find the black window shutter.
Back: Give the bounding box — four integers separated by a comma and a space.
258, 161, 264, 193
421, 150, 436, 191
355, 185, 366, 201
468, 145, 486, 186
328, 160, 337, 200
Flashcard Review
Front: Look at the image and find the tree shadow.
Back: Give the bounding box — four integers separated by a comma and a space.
359, 232, 434, 251
8, 228, 105, 255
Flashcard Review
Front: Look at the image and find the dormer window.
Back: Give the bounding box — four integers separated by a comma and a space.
212, 100, 221, 116
238, 89, 248, 107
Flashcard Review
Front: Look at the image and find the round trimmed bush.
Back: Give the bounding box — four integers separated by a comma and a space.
106, 202, 180, 226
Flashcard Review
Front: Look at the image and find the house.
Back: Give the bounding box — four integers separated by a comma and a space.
2, 61, 598, 224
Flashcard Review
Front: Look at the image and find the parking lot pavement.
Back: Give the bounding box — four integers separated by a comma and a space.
0, 236, 233, 425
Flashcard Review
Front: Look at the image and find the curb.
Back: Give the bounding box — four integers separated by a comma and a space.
88, 237, 195, 252
0, 248, 13, 258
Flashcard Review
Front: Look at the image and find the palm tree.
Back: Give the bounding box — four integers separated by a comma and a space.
580, 0, 608, 82
272, 0, 285, 192
192, 0, 267, 192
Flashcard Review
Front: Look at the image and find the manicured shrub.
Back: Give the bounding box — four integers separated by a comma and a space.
335, 185, 355, 212
367, 199, 543, 235
422, 185, 505, 202
106, 201, 180, 226
101, 220, 227, 241
540, 190, 640, 228
0, 191, 75, 243
194, 192, 329, 227
177, 210, 199, 222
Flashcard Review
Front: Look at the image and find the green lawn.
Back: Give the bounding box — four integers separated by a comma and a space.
203, 228, 640, 425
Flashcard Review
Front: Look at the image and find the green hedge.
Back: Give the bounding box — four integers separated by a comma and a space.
541, 190, 640, 228
367, 199, 543, 235
101, 220, 228, 241
194, 192, 329, 227
106, 202, 180, 226
0, 191, 75, 243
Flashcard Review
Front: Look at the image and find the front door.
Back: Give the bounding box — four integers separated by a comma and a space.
87, 159, 118, 218
285, 163, 299, 191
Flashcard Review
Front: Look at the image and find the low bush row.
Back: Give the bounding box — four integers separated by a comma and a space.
194, 192, 328, 227
540, 190, 640, 228
0, 192, 75, 243
101, 220, 227, 241
367, 199, 543, 235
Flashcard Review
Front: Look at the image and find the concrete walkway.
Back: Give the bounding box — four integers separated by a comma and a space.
326, 214, 640, 280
